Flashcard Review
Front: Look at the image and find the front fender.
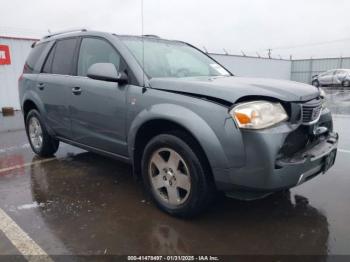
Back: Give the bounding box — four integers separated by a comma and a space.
128, 103, 230, 170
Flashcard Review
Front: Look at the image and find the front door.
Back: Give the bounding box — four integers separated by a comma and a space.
334, 70, 346, 85
69, 37, 128, 156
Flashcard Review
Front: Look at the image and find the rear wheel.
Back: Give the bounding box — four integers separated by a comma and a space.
141, 133, 214, 217
312, 80, 320, 87
342, 80, 350, 88
25, 109, 59, 157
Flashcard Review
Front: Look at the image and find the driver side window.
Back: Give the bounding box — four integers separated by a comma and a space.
78, 38, 121, 77
323, 70, 333, 76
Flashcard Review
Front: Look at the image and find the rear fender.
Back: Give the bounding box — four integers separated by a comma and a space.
22, 91, 55, 136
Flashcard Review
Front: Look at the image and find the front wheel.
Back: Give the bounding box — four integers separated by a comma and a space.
141, 133, 214, 217
25, 109, 59, 157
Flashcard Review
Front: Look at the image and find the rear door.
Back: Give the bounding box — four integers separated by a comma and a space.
334, 70, 346, 85
36, 38, 79, 139
68, 37, 128, 156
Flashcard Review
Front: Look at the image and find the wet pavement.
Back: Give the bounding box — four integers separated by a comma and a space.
0, 90, 349, 257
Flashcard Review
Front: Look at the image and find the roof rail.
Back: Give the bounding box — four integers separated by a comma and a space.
43, 28, 87, 39
142, 34, 161, 39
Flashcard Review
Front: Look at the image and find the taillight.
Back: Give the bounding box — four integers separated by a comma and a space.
18, 65, 27, 82
23, 63, 30, 74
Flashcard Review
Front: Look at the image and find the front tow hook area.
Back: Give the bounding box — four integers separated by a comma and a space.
296, 147, 337, 186
275, 132, 339, 168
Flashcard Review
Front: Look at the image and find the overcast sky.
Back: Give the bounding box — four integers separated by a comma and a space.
1, 0, 350, 59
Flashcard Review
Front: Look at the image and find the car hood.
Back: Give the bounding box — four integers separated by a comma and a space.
149, 76, 320, 103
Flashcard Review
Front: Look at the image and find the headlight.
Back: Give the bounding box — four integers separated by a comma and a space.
230, 101, 288, 129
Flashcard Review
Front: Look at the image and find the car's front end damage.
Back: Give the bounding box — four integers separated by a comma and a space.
219, 96, 338, 200
148, 75, 338, 200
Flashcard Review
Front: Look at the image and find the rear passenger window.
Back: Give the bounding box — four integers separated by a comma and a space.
24, 42, 48, 73
51, 38, 78, 75
77, 38, 121, 77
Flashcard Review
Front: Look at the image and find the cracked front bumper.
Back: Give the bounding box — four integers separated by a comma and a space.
214, 110, 339, 199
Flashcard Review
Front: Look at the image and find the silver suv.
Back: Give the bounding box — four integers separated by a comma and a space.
312, 69, 350, 88
19, 29, 338, 217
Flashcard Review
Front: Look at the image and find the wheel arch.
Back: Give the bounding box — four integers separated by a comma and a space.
21, 90, 46, 118
21, 93, 55, 136
128, 104, 230, 182
23, 99, 39, 120
342, 79, 350, 87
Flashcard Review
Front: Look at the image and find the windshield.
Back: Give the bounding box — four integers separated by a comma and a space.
120, 36, 231, 78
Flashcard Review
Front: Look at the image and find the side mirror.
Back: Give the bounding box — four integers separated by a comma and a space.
87, 63, 128, 84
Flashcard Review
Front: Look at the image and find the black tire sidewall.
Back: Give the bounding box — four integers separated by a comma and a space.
25, 109, 58, 156
141, 134, 210, 217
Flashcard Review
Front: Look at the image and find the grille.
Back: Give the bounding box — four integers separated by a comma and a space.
301, 99, 322, 124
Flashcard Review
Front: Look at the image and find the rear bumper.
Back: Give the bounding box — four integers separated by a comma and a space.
213, 110, 338, 199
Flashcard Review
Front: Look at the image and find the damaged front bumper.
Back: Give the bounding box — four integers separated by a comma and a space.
215, 109, 339, 200
276, 132, 338, 185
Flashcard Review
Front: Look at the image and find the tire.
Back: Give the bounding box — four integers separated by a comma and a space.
25, 109, 59, 157
342, 80, 350, 88
312, 80, 320, 87
141, 132, 214, 217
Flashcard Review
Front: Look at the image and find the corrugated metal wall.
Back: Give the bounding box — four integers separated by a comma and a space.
0, 37, 35, 110
210, 54, 292, 80
291, 57, 350, 84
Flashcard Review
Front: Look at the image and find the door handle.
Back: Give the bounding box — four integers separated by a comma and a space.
37, 83, 45, 90
72, 87, 82, 95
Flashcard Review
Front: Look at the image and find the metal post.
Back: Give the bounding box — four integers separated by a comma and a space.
309, 58, 313, 84
267, 49, 272, 59
340, 56, 343, 68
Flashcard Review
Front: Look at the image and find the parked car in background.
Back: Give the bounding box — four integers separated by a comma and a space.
19, 29, 338, 217
312, 69, 350, 88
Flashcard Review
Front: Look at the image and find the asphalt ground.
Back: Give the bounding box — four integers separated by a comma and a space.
0, 90, 349, 260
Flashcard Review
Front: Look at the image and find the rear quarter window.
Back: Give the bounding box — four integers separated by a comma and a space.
24, 42, 48, 73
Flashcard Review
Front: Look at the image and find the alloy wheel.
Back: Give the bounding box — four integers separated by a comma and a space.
148, 148, 191, 206
28, 117, 43, 150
